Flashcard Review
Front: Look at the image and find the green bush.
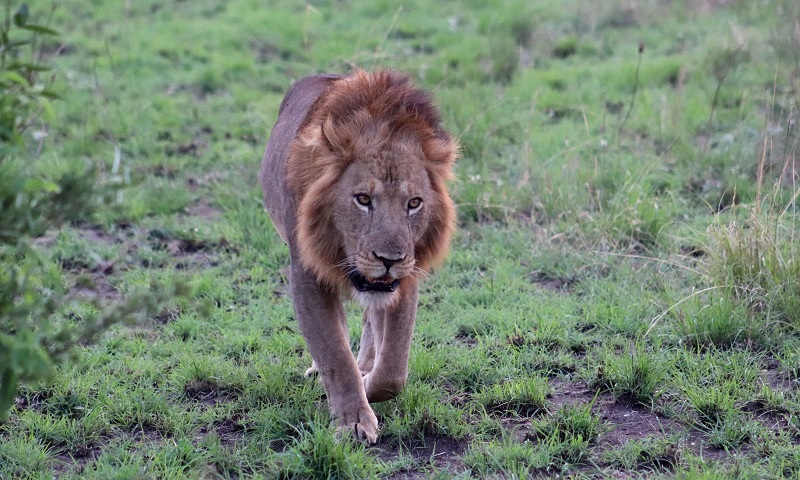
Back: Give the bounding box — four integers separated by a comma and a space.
0, 3, 188, 421
0, 2, 60, 145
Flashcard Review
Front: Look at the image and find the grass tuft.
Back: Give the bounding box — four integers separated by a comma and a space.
602, 435, 681, 473
529, 403, 604, 466
677, 296, 755, 350
277, 420, 380, 479
376, 383, 467, 444
463, 437, 542, 478
705, 205, 800, 328
592, 345, 666, 408
475, 377, 550, 416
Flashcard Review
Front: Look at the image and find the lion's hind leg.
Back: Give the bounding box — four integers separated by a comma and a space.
304, 360, 318, 377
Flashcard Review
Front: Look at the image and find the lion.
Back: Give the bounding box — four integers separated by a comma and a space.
259, 70, 457, 443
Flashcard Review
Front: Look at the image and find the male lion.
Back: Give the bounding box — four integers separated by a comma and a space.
259, 70, 457, 443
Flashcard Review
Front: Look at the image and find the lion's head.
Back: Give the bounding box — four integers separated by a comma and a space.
286, 70, 458, 305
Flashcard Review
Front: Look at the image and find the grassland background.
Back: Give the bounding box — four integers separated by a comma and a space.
2, 0, 800, 478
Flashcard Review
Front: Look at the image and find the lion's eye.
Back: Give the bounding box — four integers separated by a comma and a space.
354, 194, 372, 207
407, 197, 423, 210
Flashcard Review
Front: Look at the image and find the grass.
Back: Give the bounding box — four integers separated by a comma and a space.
1, 0, 800, 478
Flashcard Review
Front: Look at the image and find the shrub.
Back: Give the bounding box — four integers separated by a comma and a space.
0, 2, 60, 145
0, 3, 188, 421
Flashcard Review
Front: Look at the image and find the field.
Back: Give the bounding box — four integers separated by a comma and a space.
2, 0, 800, 478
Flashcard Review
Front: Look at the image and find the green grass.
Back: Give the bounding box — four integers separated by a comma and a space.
2, 0, 800, 477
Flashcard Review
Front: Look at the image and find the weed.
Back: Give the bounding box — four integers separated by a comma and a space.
487, 36, 519, 85
150, 437, 205, 478
780, 343, 800, 381
617, 41, 645, 140
682, 380, 738, 428
552, 37, 578, 59
706, 412, 756, 450
0, 2, 60, 145
703, 39, 751, 140
376, 383, 467, 444
0, 434, 52, 478
766, 443, 800, 479
600, 184, 674, 249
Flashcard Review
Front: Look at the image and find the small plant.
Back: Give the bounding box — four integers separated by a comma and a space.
683, 384, 737, 429
780, 343, 800, 381
766, 443, 800, 479
488, 36, 518, 84
602, 185, 672, 248
616, 41, 645, 140
376, 383, 467, 443
0, 435, 51, 478
552, 37, 578, 59
703, 41, 750, 137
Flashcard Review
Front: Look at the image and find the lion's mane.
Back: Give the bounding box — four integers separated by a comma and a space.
285, 70, 458, 289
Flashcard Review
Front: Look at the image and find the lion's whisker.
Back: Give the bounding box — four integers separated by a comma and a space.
412, 266, 431, 279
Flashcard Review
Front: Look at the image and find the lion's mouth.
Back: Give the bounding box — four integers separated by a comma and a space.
348, 272, 400, 293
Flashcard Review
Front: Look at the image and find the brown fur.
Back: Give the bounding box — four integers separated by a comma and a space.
260, 70, 457, 443
287, 70, 458, 289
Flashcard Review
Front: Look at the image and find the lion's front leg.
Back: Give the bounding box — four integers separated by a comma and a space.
356, 310, 376, 377
305, 302, 349, 378
363, 277, 419, 403
289, 261, 378, 443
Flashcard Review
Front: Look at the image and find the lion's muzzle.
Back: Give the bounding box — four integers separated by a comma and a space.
348, 271, 401, 293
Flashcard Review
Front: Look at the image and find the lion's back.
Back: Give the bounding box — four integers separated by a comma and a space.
260, 74, 342, 243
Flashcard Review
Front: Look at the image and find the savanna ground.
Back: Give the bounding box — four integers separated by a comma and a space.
2, 0, 800, 478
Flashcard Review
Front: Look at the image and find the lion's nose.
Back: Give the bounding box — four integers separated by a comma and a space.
373, 251, 405, 271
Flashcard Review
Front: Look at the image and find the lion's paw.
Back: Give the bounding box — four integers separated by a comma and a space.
304, 361, 318, 377
334, 407, 379, 444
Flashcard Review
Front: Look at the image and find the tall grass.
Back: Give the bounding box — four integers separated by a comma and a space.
705, 198, 800, 329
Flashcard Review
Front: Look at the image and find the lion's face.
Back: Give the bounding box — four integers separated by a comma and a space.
288, 70, 457, 305
333, 143, 432, 303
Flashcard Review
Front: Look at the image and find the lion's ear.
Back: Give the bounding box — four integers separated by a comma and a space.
320, 116, 351, 156
423, 134, 459, 173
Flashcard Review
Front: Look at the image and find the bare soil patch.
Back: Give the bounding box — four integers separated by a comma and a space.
547, 379, 730, 464
184, 380, 241, 405
527, 271, 577, 293
379, 435, 468, 479
185, 198, 222, 220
